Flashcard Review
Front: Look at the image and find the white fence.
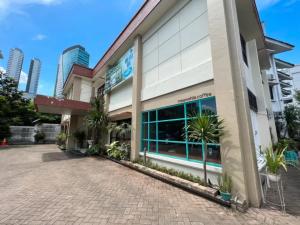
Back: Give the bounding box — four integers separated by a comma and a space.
9, 124, 61, 144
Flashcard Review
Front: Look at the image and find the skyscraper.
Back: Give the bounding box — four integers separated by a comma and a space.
54, 45, 89, 98
25, 58, 41, 99
54, 56, 63, 98
6, 48, 24, 84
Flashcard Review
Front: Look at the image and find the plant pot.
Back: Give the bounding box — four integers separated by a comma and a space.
220, 191, 231, 202
267, 173, 281, 182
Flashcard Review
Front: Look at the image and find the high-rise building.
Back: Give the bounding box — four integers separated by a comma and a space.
54, 56, 64, 98
54, 45, 89, 98
6, 48, 24, 84
25, 58, 41, 99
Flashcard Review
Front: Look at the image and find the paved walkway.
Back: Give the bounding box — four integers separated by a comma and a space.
0, 145, 298, 225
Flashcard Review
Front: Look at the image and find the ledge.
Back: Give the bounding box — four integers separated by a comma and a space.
106, 157, 231, 207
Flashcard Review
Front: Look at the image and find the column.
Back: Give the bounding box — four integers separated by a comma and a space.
207, 0, 262, 207
131, 35, 143, 161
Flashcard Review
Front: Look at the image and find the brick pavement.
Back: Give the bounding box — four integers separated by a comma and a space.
0, 145, 298, 225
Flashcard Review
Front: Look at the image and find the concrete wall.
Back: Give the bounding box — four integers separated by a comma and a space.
141, 0, 213, 101
9, 124, 61, 144
80, 79, 92, 103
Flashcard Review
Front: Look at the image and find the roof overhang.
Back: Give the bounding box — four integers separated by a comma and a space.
275, 58, 295, 69
236, 0, 270, 70
265, 36, 294, 54
34, 95, 91, 115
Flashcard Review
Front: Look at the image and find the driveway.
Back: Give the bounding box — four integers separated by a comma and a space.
0, 145, 298, 225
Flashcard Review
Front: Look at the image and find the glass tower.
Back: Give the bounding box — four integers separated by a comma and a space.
26, 58, 41, 98
6, 48, 24, 84
54, 45, 89, 98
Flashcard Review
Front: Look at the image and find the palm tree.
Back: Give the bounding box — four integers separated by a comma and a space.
85, 96, 108, 147
187, 114, 224, 186
108, 122, 131, 143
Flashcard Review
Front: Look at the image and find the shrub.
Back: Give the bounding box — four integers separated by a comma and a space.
218, 173, 232, 193
34, 131, 45, 143
0, 124, 11, 140
106, 141, 129, 160
87, 144, 101, 156
56, 132, 67, 147
134, 158, 204, 185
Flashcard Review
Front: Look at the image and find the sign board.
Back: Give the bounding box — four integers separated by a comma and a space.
105, 47, 134, 93
178, 93, 212, 103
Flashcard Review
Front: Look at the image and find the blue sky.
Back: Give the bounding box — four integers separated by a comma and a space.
0, 0, 299, 96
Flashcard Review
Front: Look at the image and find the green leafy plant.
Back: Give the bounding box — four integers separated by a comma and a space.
73, 130, 86, 148
86, 144, 101, 156
265, 146, 287, 174
106, 141, 129, 160
85, 96, 108, 147
218, 173, 232, 193
134, 158, 204, 185
34, 131, 45, 143
56, 132, 67, 147
187, 114, 224, 186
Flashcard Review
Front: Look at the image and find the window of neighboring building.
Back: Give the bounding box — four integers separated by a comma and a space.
97, 85, 105, 98
269, 86, 274, 100
141, 97, 221, 166
248, 89, 258, 112
240, 34, 248, 66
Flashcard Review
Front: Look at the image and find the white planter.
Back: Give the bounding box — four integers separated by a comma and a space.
267, 173, 281, 182
87, 140, 94, 148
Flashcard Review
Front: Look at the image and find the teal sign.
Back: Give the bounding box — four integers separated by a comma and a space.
105, 47, 134, 93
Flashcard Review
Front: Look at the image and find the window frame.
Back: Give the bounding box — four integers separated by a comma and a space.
141, 96, 221, 167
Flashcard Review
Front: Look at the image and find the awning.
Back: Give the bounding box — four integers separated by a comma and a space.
34, 95, 91, 115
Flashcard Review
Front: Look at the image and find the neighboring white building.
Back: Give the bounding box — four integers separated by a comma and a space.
25, 58, 41, 99
6, 48, 24, 84
291, 65, 300, 103
265, 37, 295, 117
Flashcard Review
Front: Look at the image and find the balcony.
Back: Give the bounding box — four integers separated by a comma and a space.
281, 88, 292, 96
278, 71, 292, 81
280, 81, 292, 88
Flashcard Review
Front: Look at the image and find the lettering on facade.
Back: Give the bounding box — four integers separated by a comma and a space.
178, 93, 212, 103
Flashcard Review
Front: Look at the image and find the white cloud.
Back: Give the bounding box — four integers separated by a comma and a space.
256, 0, 281, 10
19, 71, 28, 84
0, 0, 64, 21
0, 66, 28, 84
256, 0, 299, 10
32, 34, 47, 41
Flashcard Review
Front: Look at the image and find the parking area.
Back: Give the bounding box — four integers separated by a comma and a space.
0, 145, 298, 225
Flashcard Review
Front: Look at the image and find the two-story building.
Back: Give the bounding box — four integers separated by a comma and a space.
35, 0, 280, 207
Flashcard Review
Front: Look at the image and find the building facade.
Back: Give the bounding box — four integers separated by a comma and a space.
291, 65, 300, 103
36, 0, 283, 207
25, 58, 41, 99
6, 48, 24, 84
54, 56, 64, 98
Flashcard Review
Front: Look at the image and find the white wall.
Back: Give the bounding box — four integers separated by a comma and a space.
80, 79, 92, 103
109, 81, 133, 112
141, 0, 213, 101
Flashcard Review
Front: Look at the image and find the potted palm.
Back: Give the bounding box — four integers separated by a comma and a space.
187, 113, 224, 186
218, 173, 232, 201
265, 146, 287, 182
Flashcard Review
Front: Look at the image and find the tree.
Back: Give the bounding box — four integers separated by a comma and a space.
85, 96, 108, 147
283, 105, 300, 138
187, 114, 224, 186
0, 73, 61, 140
108, 122, 131, 143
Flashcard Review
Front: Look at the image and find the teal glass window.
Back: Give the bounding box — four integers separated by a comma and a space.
141, 96, 221, 167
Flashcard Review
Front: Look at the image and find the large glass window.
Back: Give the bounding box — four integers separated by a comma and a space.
141, 97, 221, 166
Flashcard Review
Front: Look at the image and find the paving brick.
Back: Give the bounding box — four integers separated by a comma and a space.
0, 145, 298, 225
